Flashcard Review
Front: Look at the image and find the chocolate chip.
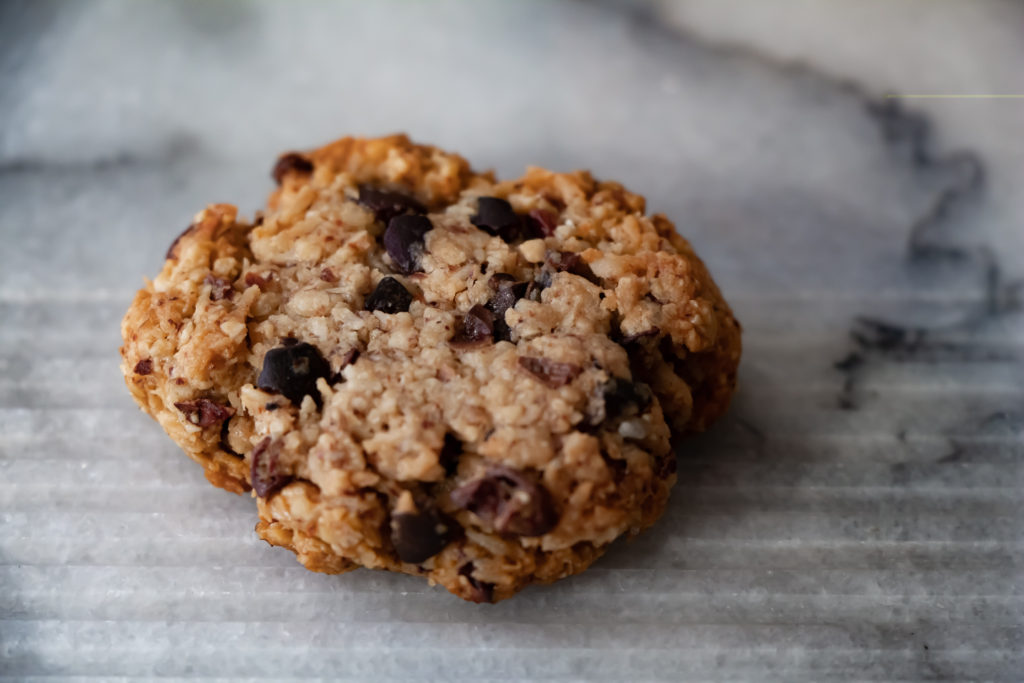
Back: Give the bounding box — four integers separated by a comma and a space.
518, 356, 583, 388
357, 184, 426, 224
219, 419, 241, 458
486, 274, 528, 342
257, 342, 331, 407
451, 465, 558, 537
165, 223, 198, 260
439, 432, 462, 475
471, 197, 528, 242
271, 152, 313, 185
265, 402, 279, 411
549, 251, 597, 282
365, 276, 414, 314
173, 399, 235, 428
602, 377, 653, 421
656, 453, 678, 479
133, 359, 153, 375
383, 214, 433, 274
250, 437, 292, 498
487, 275, 528, 314
620, 327, 661, 346
390, 508, 456, 564
203, 274, 233, 301
525, 269, 552, 302
528, 208, 559, 236
450, 304, 494, 347
458, 563, 495, 603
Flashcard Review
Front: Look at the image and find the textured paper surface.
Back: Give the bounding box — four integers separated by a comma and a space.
1, 1, 1021, 679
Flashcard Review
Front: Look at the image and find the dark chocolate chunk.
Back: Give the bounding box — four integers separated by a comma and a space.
450, 304, 494, 347
487, 275, 528, 315
357, 185, 426, 224
365, 276, 414, 314
133, 359, 153, 375
486, 274, 528, 342
203, 274, 233, 301
271, 152, 313, 185
528, 208, 559, 236
173, 398, 235, 428
439, 432, 462, 475
250, 437, 292, 498
219, 419, 241, 458
549, 251, 597, 282
471, 197, 526, 242
257, 342, 331, 406
518, 356, 583, 388
390, 508, 456, 564
383, 214, 433, 274
601, 377, 653, 421
656, 452, 678, 479
619, 327, 661, 346
458, 562, 495, 603
451, 465, 558, 537
525, 269, 552, 302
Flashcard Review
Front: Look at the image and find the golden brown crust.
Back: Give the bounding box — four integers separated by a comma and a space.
120, 134, 740, 602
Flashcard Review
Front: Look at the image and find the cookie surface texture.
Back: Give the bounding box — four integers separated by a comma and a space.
120, 134, 741, 602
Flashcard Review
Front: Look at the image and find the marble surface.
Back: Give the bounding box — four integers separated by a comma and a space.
1, 0, 1021, 680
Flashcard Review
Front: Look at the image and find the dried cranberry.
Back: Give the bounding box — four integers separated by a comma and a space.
471, 197, 527, 242
450, 305, 494, 347
174, 399, 235, 428
133, 359, 153, 375
390, 508, 457, 564
357, 185, 426, 224
257, 342, 331, 407
250, 437, 292, 497
364, 276, 414, 314
383, 214, 433, 274
203, 274, 233, 301
244, 271, 270, 289
518, 356, 582, 388
271, 152, 313, 185
165, 223, 198, 260
527, 209, 559, 236
451, 465, 558, 537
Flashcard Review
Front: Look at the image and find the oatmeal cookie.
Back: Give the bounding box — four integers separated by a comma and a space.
120, 134, 741, 602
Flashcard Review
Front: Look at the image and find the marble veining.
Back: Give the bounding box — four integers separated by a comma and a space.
0, 0, 1021, 680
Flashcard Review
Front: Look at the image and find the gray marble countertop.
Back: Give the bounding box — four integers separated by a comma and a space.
2, 1, 1021, 680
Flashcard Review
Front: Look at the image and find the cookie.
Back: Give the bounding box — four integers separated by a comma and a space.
120, 134, 741, 602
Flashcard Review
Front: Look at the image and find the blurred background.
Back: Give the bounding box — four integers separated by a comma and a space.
1, 1, 1022, 680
